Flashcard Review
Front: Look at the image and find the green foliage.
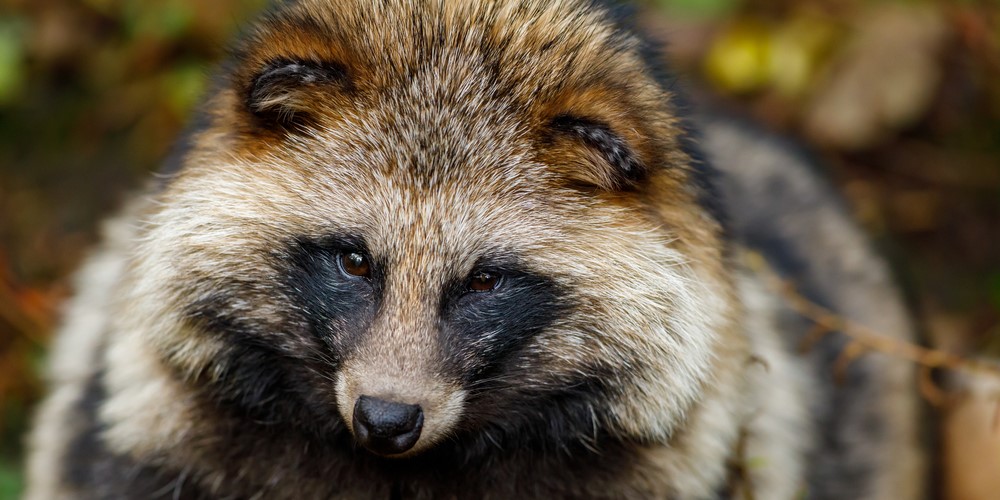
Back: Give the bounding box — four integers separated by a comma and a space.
653, 0, 741, 18
990, 273, 1000, 311
122, 0, 196, 40
165, 62, 209, 115
0, 18, 27, 106
0, 462, 22, 500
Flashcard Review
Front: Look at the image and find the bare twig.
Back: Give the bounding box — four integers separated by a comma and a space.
917, 365, 952, 407
745, 251, 1000, 405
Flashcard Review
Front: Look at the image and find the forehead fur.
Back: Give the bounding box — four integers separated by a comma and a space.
242, 0, 645, 102
186, 0, 693, 187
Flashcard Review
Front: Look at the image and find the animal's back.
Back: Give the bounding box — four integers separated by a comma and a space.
701, 114, 924, 498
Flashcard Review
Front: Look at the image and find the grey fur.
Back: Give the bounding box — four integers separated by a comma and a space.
700, 114, 924, 499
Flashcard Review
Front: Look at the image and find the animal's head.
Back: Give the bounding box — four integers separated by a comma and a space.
125, 0, 734, 459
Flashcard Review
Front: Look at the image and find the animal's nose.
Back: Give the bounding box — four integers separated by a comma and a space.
352, 395, 424, 455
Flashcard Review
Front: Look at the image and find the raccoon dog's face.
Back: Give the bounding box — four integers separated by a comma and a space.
130, 0, 732, 459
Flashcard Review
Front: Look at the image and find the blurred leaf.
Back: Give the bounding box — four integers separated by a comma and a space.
803, 4, 948, 150
654, 0, 741, 19
704, 14, 841, 98
123, 0, 194, 40
704, 20, 770, 94
0, 461, 22, 500
164, 62, 208, 116
767, 14, 840, 98
158, 0, 196, 39
0, 18, 27, 106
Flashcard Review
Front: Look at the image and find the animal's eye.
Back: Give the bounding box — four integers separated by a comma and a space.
339, 251, 371, 278
467, 270, 501, 293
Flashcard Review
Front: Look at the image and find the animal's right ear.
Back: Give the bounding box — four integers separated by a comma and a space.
244, 59, 348, 126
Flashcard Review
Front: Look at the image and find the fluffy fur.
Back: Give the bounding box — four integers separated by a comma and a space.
26, 0, 923, 498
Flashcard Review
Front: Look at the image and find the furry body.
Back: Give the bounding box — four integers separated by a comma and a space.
27, 1, 923, 498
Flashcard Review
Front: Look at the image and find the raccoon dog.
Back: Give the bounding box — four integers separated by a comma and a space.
26, 0, 924, 498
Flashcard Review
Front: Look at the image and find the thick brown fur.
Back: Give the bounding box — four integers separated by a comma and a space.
27, 1, 923, 498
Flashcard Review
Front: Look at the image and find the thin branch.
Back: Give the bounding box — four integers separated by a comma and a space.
746, 251, 1000, 382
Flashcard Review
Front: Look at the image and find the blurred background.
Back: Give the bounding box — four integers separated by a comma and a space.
0, 0, 997, 498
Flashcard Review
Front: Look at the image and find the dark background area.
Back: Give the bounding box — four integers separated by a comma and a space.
0, 0, 998, 497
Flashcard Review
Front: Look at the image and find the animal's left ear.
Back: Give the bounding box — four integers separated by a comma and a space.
547, 114, 648, 190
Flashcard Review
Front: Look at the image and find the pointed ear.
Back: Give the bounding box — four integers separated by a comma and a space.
543, 113, 649, 191
244, 59, 348, 125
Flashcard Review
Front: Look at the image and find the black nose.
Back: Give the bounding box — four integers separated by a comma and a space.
352, 395, 424, 455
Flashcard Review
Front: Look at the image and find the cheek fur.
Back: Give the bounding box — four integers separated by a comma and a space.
160, 233, 391, 435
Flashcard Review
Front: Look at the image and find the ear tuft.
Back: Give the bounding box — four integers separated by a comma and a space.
549, 114, 647, 189
246, 59, 348, 124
